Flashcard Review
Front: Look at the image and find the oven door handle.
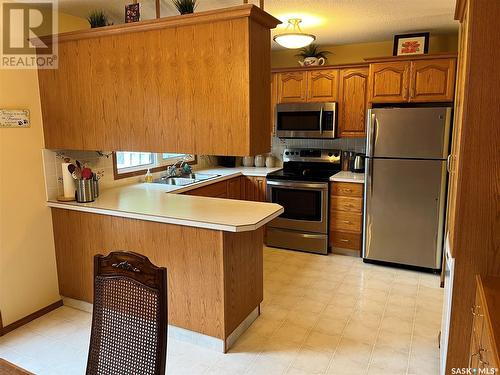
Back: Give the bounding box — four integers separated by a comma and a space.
266, 180, 328, 190
319, 106, 323, 134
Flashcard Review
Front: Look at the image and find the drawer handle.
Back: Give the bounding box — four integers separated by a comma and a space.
339, 239, 349, 242
341, 220, 352, 224
343, 189, 353, 192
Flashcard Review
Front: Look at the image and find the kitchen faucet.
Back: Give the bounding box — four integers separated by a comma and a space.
165, 155, 193, 177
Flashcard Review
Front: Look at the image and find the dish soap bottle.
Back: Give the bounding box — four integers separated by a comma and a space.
145, 169, 153, 183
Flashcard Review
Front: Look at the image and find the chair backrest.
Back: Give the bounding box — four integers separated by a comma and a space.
86, 251, 167, 375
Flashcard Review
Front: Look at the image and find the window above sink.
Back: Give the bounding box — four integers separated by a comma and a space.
113, 152, 196, 180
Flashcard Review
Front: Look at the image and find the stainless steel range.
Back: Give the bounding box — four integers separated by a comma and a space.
266, 149, 341, 254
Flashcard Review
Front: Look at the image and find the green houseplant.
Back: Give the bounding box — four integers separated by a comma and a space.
172, 0, 197, 14
295, 43, 332, 66
87, 10, 113, 28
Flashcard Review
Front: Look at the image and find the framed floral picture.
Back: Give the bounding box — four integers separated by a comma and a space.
393, 32, 430, 56
125, 3, 140, 23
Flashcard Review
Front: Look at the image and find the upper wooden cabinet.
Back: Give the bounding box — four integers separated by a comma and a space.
410, 58, 457, 102
36, 5, 280, 156
368, 57, 456, 103
306, 69, 339, 102
276, 71, 307, 103
338, 67, 369, 137
368, 61, 410, 103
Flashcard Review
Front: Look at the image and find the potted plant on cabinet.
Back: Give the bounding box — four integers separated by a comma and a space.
296, 43, 331, 67
87, 10, 113, 28
172, 0, 197, 14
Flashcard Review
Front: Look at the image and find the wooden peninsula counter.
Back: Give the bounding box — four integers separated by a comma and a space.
48, 181, 283, 352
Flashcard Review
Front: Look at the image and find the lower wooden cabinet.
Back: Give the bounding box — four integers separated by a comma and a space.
184, 176, 267, 202
329, 182, 363, 255
469, 275, 500, 371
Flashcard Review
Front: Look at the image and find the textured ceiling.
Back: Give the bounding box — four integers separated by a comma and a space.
58, 0, 458, 47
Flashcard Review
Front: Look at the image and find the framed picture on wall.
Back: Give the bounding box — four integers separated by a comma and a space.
393, 32, 430, 56
125, 3, 140, 23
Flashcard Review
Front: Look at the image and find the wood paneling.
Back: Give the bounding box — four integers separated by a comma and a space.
446, 0, 500, 370
277, 71, 307, 103
306, 69, 339, 102
223, 228, 263, 336
51, 208, 263, 341
409, 58, 456, 102
368, 61, 410, 103
338, 67, 369, 137
37, 5, 279, 156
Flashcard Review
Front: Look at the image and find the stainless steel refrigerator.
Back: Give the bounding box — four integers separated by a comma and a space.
363, 107, 452, 270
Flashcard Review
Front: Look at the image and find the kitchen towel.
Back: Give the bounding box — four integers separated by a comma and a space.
62, 162, 75, 198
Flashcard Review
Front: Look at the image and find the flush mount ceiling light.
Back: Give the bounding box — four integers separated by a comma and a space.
273, 18, 316, 49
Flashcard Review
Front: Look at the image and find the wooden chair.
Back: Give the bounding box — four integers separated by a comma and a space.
86, 251, 167, 375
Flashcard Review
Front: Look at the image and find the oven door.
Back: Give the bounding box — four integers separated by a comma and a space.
276, 102, 336, 139
267, 180, 328, 234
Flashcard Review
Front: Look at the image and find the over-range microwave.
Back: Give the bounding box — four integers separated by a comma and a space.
275, 102, 336, 139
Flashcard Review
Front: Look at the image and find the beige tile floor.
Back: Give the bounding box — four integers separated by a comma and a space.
0, 247, 443, 374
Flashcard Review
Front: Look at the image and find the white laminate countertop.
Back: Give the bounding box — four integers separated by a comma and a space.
330, 171, 365, 184
47, 167, 283, 232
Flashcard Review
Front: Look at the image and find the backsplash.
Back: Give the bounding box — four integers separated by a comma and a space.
42, 149, 217, 200
271, 136, 366, 163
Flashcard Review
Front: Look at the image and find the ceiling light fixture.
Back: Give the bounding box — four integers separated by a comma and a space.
273, 18, 316, 49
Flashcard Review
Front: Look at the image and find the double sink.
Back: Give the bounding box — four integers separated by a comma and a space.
153, 173, 221, 186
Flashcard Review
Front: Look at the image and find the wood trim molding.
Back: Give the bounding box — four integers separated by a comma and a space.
272, 63, 369, 73
364, 53, 458, 63
35, 5, 280, 45
455, 0, 467, 21
112, 152, 197, 180
0, 300, 63, 336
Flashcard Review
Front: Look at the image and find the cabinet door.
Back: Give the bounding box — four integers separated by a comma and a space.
409, 58, 456, 102
338, 67, 369, 137
306, 69, 339, 102
368, 61, 410, 103
277, 72, 307, 103
254, 177, 267, 202
227, 177, 241, 200
271, 73, 278, 136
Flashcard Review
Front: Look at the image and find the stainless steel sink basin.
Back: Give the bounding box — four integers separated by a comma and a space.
153, 173, 220, 186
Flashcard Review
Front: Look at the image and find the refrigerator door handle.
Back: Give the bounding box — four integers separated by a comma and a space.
366, 111, 376, 157
446, 154, 453, 173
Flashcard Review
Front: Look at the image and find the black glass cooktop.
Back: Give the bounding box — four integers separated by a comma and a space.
267, 162, 341, 182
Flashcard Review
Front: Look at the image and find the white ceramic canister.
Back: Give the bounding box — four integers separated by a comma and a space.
265, 155, 275, 168
254, 155, 265, 167
242, 156, 255, 167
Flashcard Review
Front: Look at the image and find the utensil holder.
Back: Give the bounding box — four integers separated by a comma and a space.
76, 179, 94, 203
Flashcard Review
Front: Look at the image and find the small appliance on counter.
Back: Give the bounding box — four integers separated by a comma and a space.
266, 148, 341, 254
351, 153, 365, 173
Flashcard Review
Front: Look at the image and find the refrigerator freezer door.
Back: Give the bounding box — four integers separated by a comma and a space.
363, 158, 447, 269
366, 107, 451, 159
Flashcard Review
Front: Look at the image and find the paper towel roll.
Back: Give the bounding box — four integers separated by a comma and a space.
62, 162, 75, 198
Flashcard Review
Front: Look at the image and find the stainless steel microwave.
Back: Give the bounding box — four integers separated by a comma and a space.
275, 102, 336, 139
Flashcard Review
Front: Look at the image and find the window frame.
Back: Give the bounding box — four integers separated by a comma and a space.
112, 152, 196, 180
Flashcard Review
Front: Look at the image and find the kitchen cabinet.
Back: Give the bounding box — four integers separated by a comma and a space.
368, 57, 456, 103
241, 176, 267, 202
36, 5, 279, 156
276, 72, 307, 103
227, 177, 242, 200
469, 276, 500, 371
329, 182, 363, 254
270, 73, 278, 136
306, 69, 339, 102
338, 67, 369, 137
184, 179, 228, 198
368, 61, 410, 103
410, 58, 456, 102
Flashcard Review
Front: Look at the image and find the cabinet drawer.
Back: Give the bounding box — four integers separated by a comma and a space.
330, 196, 362, 213
330, 231, 361, 250
331, 182, 363, 197
330, 211, 362, 233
